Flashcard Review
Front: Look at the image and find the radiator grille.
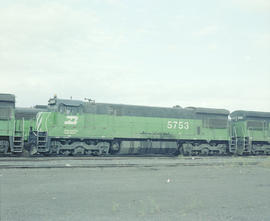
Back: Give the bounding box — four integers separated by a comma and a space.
203, 118, 227, 129
0, 107, 12, 120
247, 121, 265, 130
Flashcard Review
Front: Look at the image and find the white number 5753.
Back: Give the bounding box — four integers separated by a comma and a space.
167, 121, 189, 130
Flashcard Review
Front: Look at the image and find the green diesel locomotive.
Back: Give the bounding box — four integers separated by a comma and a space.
1, 93, 269, 156
31, 96, 230, 156
230, 111, 270, 155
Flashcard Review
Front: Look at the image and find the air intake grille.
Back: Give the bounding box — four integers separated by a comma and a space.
208, 119, 227, 129
0, 107, 12, 120
247, 121, 264, 130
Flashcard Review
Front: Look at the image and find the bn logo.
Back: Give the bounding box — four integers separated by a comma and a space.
64, 116, 79, 125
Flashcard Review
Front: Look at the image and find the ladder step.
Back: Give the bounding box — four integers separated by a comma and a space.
36, 131, 47, 150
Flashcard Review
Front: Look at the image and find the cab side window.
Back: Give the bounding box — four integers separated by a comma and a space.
59, 105, 82, 115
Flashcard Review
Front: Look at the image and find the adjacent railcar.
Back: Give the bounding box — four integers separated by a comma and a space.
230, 111, 270, 155
0, 94, 16, 154
0, 92, 48, 155
32, 96, 230, 156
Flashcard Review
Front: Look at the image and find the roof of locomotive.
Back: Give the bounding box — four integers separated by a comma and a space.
48, 97, 229, 119
185, 107, 229, 115
230, 110, 270, 119
15, 107, 47, 120
83, 102, 229, 119
88, 103, 195, 118
0, 93, 15, 103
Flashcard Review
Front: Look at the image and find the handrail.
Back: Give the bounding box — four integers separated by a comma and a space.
233, 127, 237, 152
22, 117, 25, 147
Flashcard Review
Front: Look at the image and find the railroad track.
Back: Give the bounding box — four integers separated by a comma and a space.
0, 156, 267, 169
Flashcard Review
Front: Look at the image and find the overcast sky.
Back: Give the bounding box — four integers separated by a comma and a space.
1, 0, 270, 111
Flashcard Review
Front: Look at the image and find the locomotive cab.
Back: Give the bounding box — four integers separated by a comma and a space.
48, 96, 83, 115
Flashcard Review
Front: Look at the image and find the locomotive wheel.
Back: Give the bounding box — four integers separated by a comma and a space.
92, 150, 100, 156
110, 142, 120, 154
73, 146, 85, 156
201, 148, 209, 156
183, 150, 190, 156
59, 150, 71, 156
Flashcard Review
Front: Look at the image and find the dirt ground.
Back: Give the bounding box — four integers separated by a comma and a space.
0, 156, 270, 221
